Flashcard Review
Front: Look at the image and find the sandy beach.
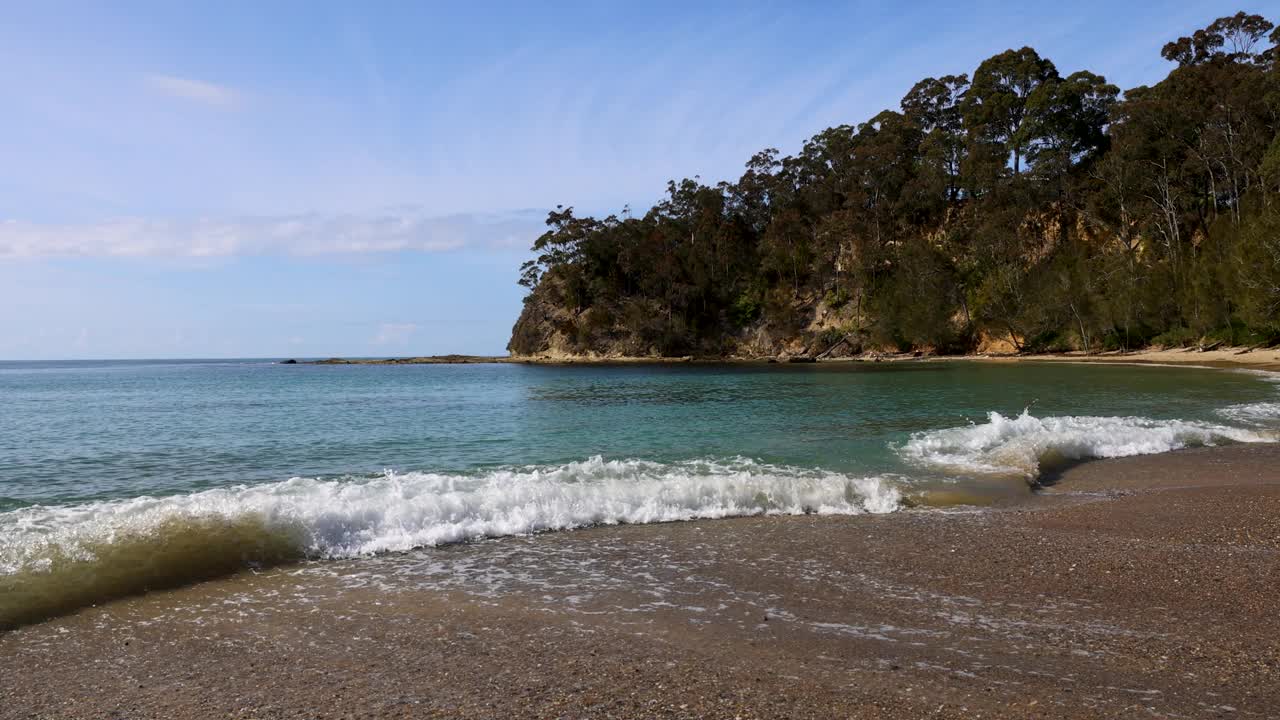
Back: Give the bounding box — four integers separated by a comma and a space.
3, 443, 1278, 719
959, 347, 1280, 373
308, 346, 1280, 373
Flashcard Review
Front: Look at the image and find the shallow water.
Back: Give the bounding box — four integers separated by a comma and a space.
1, 359, 1277, 626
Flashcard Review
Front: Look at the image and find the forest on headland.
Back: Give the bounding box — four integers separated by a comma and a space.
509, 12, 1280, 359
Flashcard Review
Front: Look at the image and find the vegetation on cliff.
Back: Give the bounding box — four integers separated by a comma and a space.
510, 12, 1280, 358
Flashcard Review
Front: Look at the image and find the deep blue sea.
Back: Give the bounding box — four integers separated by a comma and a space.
2, 358, 1278, 626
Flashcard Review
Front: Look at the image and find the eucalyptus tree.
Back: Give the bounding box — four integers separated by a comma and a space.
965, 48, 1059, 177
901, 74, 969, 204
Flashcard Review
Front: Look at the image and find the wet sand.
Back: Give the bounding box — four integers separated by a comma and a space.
3, 445, 1279, 719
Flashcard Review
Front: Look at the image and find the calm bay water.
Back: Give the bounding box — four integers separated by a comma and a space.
1, 359, 1278, 627
3, 359, 1278, 508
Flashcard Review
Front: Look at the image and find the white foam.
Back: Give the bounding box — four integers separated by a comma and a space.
0, 457, 900, 574
1219, 370, 1280, 425
1233, 369, 1280, 383
899, 411, 1272, 479
1218, 402, 1280, 426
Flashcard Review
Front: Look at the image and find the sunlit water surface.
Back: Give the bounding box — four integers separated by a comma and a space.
1, 359, 1277, 626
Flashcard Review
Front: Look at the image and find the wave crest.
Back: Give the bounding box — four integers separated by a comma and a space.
1218, 402, 1280, 426
0, 457, 899, 628
899, 411, 1271, 479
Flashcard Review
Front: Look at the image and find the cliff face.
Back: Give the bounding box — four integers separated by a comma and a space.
504, 217, 1151, 360
507, 278, 592, 359
506, 273, 950, 360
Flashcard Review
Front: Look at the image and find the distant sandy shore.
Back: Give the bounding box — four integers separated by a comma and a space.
4, 444, 1279, 718
305, 346, 1280, 373
952, 346, 1280, 372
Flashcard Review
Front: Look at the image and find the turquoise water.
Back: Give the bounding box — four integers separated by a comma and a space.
1, 359, 1278, 627
4, 359, 1277, 508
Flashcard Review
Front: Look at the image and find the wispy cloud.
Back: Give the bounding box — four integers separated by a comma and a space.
145, 73, 241, 108
0, 210, 544, 259
372, 322, 417, 346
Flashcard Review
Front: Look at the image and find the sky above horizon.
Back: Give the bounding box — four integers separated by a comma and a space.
1, 0, 1270, 359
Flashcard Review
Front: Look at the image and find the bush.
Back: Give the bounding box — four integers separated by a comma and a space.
1101, 323, 1161, 351
824, 287, 851, 309
1203, 321, 1275, 348
729, 291, 762, 327
1149, 326, 1198, 349
763, 288, 806, 335
1023, 329, 1072, 353
816, 326, 847, 349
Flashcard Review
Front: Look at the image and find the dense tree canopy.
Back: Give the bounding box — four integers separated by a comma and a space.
511, 11, 1280, 358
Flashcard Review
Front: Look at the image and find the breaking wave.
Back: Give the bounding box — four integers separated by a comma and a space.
1218, 370, 1280, 425
899, 411, 1273, 479
0, 457, 899, 629
1218, 401, 1280, 426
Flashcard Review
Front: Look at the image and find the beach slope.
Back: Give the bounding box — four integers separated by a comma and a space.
2, 445, 1278, 718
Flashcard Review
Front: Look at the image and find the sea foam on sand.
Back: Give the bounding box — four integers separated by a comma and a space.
899, 410, 1273, 479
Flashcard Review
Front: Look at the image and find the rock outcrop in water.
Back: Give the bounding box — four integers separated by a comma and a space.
508, 11, 1280, 361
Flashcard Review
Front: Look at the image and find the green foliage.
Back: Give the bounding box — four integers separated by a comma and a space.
964, 47, 1058, 175
509, 10, 1280, 358
1023, 329, 1074, 353
1229, 202, 1280, 332
1203, 321, 1275, 348
729, 290, 763, 327
763, 288, 806, 336
824, 287, 851, 309
817, 326, 847, 349
1100, 332, 1125, 352
1150, 327, 1199, 349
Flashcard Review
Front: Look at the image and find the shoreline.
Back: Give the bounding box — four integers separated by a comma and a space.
304, 346, 1280, 372
4, 444, 1279, 718
942, 346, 1280, 373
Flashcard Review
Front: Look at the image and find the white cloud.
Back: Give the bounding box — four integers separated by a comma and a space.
146, 74, 241, 108
0, 210, 544, 259
372, 322, 417, 346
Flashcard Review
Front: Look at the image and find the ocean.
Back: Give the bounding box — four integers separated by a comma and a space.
2, 358, 1278, 628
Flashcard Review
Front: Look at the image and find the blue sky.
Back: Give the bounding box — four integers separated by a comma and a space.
0, 0, 1269, 359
